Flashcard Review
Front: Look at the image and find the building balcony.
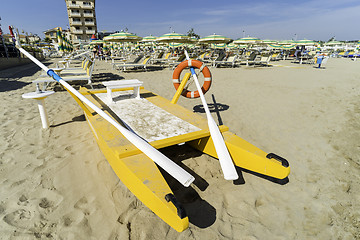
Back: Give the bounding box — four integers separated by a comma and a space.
69, 12, 81, 17
68, 4, 80, 8
85, 30, 96, 35
72, 29, 84, 34
71, 21, 83, 26
84, 22, 95, 26
83, 13, 93, 17
82, 4, 93, 9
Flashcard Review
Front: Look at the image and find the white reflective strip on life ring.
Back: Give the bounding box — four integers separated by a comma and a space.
191, 91, 195, 98
188, 59, 192, 67
199, 64, 205, 72
173, 78, 180, 83
204, 77, 211, 81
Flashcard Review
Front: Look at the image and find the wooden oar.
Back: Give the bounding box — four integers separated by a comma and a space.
10, 26, 195, 187
184, 50, 238, 180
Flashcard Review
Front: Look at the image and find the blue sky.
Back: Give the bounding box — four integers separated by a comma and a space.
1, 0, 359, 41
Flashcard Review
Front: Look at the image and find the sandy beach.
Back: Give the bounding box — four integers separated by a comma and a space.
0, 57, 359, 239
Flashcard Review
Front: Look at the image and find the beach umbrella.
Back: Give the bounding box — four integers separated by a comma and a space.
141, 35, 158, 43
325, 40, 342, 46
211, 43, 227, 49
140, 35, 159, 51
104, 31, 142, 42
198, 34, 232, 44
90, 34, 97, 41
261, 39, 278, 44
226, 43, 238, 49
90, 39, 104, 45
56, 28, 64, 55
104, 31, 141, 56
294, 39, 317, 46
233, 37, 260, 45
157, 32, 190, 43
157, 32, 191, 53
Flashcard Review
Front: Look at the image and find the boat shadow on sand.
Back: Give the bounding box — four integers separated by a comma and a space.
159, 144, 217, 229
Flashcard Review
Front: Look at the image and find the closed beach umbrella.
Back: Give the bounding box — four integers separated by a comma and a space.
56, 28, 64, 55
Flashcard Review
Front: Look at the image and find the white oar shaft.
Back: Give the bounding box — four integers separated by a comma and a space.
15, 36, 194, 187
184, 51, 238, 180
59, 79, 194, 187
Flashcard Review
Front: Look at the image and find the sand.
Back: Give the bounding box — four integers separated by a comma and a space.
0, 57, 359, 239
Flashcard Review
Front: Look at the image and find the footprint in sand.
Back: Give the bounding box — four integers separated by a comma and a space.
74, 196, 96, 216
61, 210, 85, 227
3, 208, 35, 229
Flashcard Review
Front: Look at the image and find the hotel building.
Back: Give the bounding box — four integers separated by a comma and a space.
64, 0, 97, 44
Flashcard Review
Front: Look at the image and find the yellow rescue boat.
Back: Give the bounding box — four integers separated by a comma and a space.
68, 82, 290, 232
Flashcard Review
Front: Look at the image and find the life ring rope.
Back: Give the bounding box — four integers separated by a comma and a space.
172, 59, 212, 98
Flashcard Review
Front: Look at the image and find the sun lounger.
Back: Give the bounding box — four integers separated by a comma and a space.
213, 55, 238, 68
33, 59, 94, 90
253, 53, 272, 67
114, 56, 152, 72
112, 54, 144, 69
237, 51, 258, 66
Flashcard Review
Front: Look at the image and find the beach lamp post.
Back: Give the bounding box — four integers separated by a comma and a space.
22, 86, 55, 129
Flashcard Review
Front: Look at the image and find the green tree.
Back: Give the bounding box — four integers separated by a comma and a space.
187, 28, 200, 39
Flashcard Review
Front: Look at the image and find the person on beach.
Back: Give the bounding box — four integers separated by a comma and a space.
92, 46, 97, 58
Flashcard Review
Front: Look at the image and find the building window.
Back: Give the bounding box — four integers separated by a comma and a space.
85, 18, 93, 22
72, 1, 76, 4
83, 2, 91, 5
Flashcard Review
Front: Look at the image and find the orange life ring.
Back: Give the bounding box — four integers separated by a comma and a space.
172, 59, 212, 98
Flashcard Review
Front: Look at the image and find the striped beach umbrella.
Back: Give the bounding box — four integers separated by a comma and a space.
141, 35, 158, 43
261, 39, 278, 44
56, 28, 64, 55
169, 42, 184, 48
211, 43, 227, 49
294, 39, 317, 46
104, 31, 142, 42
90, 39, 104, 45
198, 34, 232, 44
226, 43, 238, 49
325, 40, 342, 46
233, 37, 260, 44
157, 32, 190, 43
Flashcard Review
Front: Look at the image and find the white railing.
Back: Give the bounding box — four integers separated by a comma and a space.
83, 13, 93, 17
70, 12, 81, 17
72, 29, 84, 34
68, 4, 80, 8
84, 22, 94, 26
86, 30, 96, 34
71, 21, 83, 25
82, 4, 93, 9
